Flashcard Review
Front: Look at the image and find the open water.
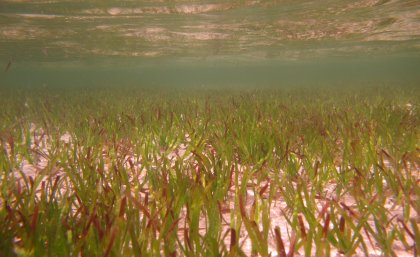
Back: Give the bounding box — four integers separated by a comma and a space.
1, 0, 419, 88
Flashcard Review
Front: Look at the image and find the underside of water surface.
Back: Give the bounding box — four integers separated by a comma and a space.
0, 0, 419, 87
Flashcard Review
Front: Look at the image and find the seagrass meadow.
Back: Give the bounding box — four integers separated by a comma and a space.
0, 85, 419, 257
2, 0, 420, 256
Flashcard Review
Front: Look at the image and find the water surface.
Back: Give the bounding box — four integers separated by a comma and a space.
1, 0, 419, 87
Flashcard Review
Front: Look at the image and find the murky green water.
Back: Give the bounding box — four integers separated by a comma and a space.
1, 0, 419, 87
